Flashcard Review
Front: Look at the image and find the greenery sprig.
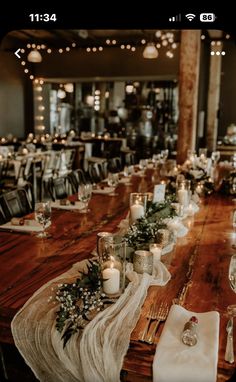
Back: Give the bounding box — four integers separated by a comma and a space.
54, 260, 108, 347
124, 200, 176, 250
124, 217, 166, 250
146, 199, 177, 221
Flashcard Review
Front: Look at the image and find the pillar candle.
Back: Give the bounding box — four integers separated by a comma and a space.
103, 259, 122, 272
178, 189, 188, 207
130, 202, 144, 223
102, 265, 120, 294
149, 246, 162, 261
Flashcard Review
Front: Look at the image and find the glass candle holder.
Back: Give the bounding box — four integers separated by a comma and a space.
199, 147, 207, 158
129, 193, 147, 224
133, 250, 153, 275
176, 180, 189, 208
156, 228, 170, 247
96, 232, 113, 260
99, 235, 126, 297
143, 192, 153, 202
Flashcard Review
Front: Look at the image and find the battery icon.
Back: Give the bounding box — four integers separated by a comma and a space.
200, 13, 216, 22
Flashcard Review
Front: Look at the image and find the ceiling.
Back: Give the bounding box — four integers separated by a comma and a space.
0, 29, 190, 51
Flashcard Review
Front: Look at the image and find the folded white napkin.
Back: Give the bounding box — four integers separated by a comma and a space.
92, 187, 115, 194
51, 200, 84, 210
0, 219, 43, 232
153, 304, 220, 382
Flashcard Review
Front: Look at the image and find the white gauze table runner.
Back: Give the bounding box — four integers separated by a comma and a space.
11, 259, 170, 382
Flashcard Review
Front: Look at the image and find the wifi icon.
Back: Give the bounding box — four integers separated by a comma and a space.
185, 13, 196, 21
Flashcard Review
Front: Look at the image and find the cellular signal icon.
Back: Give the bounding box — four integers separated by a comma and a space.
185, 13, 196, 21
169, 14, 181, 22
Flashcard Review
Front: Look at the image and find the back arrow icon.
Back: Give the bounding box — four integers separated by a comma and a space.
15, 49, 21, 59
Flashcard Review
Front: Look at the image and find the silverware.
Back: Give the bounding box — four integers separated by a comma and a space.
139, 304, 155, 342
146, 302, 169, 344
225, 317, 234, 364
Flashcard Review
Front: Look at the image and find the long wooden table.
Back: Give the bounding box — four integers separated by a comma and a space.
0, 169, 236, 381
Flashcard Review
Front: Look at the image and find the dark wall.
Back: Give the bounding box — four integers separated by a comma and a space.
34, 47, 179, 79
0, 52, 25, 138
219, 41, 236, 137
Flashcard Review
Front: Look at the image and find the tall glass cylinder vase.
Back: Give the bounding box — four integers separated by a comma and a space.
98, 235, 126, 297
176, 180, 189, 209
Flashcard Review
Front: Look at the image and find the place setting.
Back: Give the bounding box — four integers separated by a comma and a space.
0, 216, 44, 234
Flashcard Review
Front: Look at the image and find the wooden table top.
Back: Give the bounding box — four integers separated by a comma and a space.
0, 169, 236, 381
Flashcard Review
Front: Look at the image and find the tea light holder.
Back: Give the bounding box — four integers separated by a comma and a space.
129, 193, 147, 224
133, 250, 153, 275
157, 228, 170, 248
99, 235, 126, 297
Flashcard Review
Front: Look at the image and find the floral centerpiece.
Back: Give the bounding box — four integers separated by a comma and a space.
55, 260, 109, 346
124, 199, 177, 251
165, 168, 214, 197
219, 170, 236, 195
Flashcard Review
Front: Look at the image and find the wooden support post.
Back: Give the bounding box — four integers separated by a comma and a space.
206, 44, 222, 152
177, 30, 201, 164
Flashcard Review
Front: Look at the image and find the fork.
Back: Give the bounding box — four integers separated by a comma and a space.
139, 304, 156, 342
146, 302, 169, 344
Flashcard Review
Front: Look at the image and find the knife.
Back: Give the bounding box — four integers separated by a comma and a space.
225, 318, 234, 364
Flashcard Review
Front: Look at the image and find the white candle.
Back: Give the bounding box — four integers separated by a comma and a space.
102, 265, 120, 294
178, 189, 188, 207
149, 246, 162, 261
187, 203, 194, 216
103, 259, 122, 272
130, 202, 144, 223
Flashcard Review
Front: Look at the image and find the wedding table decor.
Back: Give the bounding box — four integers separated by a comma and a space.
2, 166, 236, 381
11, 252, 171, 382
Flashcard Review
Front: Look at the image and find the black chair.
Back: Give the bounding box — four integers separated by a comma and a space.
48, 177, 68, 201
88, 163, 105, 184
124, 152, 136, 166
0, 188, 33, 222
0, 204, 6, 224
108, 157, 122, 173
68, 169, 87, 194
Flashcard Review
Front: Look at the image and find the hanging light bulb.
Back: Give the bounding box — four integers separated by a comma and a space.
143, 43, 158, 59
64, 83, 74, 93
27, 50, 42, 63
57, 89, 66, 99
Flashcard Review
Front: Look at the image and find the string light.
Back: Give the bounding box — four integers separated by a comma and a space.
210, 40, 225, 56
34, 79, 45, 134
17, 32, 230, 81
